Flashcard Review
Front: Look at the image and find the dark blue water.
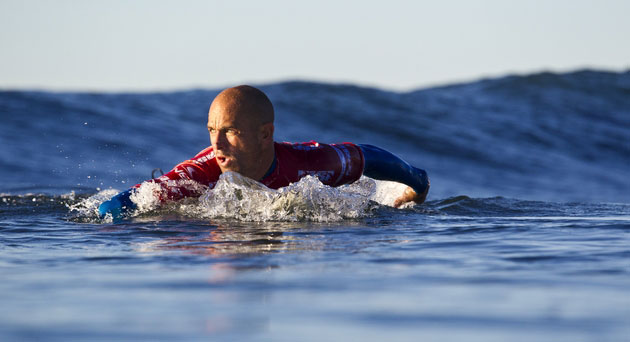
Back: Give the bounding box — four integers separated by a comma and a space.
1, 69, 629, 341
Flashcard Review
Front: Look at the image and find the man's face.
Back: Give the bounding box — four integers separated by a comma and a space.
207, 102, 264, 179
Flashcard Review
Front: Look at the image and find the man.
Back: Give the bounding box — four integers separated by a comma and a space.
98, 85, 429, 219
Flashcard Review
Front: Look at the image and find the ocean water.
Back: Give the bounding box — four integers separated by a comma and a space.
1, 70, 629, 341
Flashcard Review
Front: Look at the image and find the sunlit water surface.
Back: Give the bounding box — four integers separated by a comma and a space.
1, 179, 629, 341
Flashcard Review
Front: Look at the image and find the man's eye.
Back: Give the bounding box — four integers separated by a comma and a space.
226, 129, 239, 135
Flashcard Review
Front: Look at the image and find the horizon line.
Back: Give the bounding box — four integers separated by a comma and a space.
1, 66, 627, 94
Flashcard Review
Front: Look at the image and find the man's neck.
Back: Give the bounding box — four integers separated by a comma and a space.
260, 152, 277, 180
253, 143, 276, 181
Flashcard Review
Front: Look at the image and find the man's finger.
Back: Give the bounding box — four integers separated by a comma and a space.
393, 187, 417, 208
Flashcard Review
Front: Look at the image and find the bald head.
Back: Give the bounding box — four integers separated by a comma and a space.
210, 85, 274, 126
207, 85, 276, 180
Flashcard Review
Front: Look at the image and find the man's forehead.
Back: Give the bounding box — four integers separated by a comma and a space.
208, 108, 257, 127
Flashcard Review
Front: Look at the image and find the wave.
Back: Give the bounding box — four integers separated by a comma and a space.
5, 174, 628, 224
1, 69, 628, 203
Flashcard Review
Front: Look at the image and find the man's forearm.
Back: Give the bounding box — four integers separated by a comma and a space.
359, 144, 429, 196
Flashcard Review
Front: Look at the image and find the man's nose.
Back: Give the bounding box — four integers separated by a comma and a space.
212, 131, 227, 150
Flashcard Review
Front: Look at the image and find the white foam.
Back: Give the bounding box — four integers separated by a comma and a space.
67, 188, 118, 220
130, 181, 166, 213
179, 172, 409, 222
371, 179, 410, 207
70, 173, 409, 222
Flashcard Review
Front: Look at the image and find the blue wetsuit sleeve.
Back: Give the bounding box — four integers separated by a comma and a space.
98, 189, 137, 220
359, 144, 429, 196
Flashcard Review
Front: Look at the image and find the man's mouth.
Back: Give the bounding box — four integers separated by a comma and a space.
216, 155, 231, 166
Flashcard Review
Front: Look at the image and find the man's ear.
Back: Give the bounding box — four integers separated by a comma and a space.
260, 123, 274, 142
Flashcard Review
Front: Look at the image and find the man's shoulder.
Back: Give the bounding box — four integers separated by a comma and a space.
276, 140, 322, 151
271, 140, 364, 186
192, 146, 215, 159
275, 141, 361, 153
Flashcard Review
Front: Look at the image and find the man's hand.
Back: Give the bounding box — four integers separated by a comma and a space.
393, 179, 430, 208
98, 189, 137, 220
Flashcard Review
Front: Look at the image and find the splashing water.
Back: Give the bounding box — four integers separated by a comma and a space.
185, 172, 384, 222
66, 189, 119, 221
68, 172, 409, 222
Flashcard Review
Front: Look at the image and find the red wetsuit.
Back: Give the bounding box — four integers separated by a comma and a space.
138, 141, 365, 201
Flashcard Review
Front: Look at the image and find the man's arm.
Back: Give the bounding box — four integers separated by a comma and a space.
359, 144, 430, 207
98, 168, 209, 221
97, 189, 137, 220
98, 147, 220, 220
